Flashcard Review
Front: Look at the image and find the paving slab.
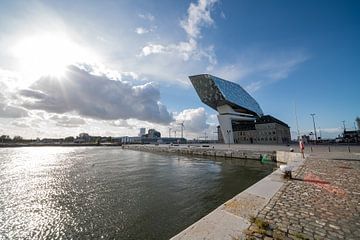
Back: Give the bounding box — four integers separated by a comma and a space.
245, 153, 360, 239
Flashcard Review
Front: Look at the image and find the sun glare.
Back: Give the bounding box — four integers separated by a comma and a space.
13, 33, 90, 82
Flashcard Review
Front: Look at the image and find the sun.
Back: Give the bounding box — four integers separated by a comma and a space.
12, 33, 89, 82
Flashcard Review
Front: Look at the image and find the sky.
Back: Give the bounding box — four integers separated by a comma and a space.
0, 0, 359, 140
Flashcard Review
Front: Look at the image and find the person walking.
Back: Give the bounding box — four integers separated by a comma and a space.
299, 139, 305, 158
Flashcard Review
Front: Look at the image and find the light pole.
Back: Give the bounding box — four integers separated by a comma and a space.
310, 114, 317, 143
226, 130, 231, 148
342, 120, 346, 132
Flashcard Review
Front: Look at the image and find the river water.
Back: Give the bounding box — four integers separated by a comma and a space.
0, 147, 274, 239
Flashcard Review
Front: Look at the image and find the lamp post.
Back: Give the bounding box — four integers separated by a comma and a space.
226, 130, 231, 148
310, 114, 317, 143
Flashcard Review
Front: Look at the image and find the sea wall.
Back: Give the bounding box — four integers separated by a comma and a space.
122, 144, 276, 160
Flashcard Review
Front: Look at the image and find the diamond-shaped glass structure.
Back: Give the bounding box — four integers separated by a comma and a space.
189, 74, 263, 117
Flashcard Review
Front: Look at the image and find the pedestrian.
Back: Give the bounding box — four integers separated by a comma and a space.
299, 139, 305, 158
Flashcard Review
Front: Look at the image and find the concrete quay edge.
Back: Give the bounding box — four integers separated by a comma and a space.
170, 151, 304, 240
122, 144, 276, 160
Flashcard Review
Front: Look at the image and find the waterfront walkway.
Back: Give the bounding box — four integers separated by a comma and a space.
246, 153, 360, 240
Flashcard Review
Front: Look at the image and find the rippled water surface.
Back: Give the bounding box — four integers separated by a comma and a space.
0, 147, 274, 239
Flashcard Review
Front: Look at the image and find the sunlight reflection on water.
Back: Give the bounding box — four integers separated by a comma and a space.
0, 147, 274, 239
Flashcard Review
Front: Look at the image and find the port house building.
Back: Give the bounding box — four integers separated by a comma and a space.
190, 74, 291, 144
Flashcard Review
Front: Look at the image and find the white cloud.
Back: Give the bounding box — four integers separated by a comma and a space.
180, 0, 218, 39
138, 13, 155, 21
11, 121, 31, 128
141, 44, 166, 56
109, 119, 133, 128
211, 49, 310, 93
138, 0, 218, 75
135, 27, 149, 35
175, 107, 209, 133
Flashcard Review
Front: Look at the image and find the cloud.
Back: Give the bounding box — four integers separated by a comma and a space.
11, 121, 31, 128
138, 13, 155, 21
136, 27, 150, 35
135, 26, 156, 35
0, 105, 28, 118
19, 65, 173, 124
141, 44, 166, 56
175, 107, 209, 133
212, 49, 309, 93
0, 93, 28, 118
180, 0, 218, 39
139, 0, 218, 72
109, 119, 133, 128
50, 114, 86, 128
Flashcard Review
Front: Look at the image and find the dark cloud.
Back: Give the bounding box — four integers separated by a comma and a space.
20, 65, 173, 124
0, 105, 28, 118
0, 93, 28, 118
50, 115, 86, 128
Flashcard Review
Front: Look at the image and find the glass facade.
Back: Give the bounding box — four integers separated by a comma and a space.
189, 74, 263, 117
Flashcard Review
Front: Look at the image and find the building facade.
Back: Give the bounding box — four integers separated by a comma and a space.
232, 115, 290, 144
190, 74, 290, 144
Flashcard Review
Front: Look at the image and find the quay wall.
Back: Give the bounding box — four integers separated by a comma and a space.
122, 144, 276, 160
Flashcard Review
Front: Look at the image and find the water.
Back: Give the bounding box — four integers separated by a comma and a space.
0, 147, 274, 239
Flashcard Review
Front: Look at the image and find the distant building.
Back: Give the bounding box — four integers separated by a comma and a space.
78, 133, 90, 142
139, 128, 146, 137
356, 117, 360, 130
343, 130, 360, 143
147, 129, 161, 138
120, 136, 142, 144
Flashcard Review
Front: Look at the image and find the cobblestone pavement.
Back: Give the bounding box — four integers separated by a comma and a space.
246, 156, 360, 240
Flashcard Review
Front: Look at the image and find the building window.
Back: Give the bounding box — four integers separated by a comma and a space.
273, 131, 276, 135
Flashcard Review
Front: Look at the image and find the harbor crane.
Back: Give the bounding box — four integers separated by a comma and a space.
177, 122, 185, 139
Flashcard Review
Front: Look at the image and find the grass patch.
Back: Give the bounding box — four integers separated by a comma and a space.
254, 218, 269, 229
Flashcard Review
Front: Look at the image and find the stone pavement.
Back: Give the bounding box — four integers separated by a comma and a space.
245, 155, 360, 240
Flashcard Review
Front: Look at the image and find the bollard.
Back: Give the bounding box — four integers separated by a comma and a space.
348, 146, 351, 153
311, 146, 313, 152
328, 146, 331, 152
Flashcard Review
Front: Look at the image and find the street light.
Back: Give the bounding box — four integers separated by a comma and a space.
226, 130, 231, 148
310, 114, 317, 143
